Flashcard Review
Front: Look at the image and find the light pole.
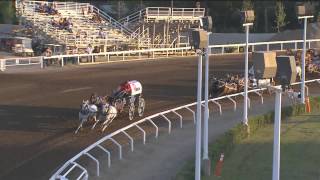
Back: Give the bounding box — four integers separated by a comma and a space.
240, 10, 254, 126
195, 49, 203, 180
271, 86, 282, 180
203, 31, 211, 175
190, 17, 212, 179
296, 2, 314, 104
298, 15, 313, 104
243, 22, 253, 126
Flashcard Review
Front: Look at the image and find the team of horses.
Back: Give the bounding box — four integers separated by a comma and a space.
75, 96, 118, 134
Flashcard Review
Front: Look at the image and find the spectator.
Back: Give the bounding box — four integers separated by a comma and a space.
46, 4, 58, 15
75, 30, 81, 38
86, 44, 93, 62
43, 3, 50, 13
42, 47, 52, 67
58, 18, 65, 29
44, 47, 52, 57
92, 46, 100, 62
50, 17, 58, 27
98, 28, 106, 39
81, 7, 87, 15
65, 18, 73, 33
71, 46, 78, 64
88, 6, 93, 14
96, 14, 102, 23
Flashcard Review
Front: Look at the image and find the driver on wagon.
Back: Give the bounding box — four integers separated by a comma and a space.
113, 81, 131, 99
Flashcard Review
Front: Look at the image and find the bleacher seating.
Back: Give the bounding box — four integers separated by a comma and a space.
17, 0, 134, 54
15, 1, 205, 54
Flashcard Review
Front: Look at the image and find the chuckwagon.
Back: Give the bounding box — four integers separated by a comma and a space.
107, 80, 146, 120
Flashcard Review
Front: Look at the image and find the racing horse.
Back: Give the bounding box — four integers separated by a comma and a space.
75, 100, 98, 134
99, 103, 118, 132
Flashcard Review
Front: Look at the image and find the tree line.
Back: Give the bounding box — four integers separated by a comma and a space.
114, 0, 320, 33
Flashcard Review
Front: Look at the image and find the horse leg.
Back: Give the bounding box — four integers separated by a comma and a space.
91, 115, 99, 130
101, 120, 109, 132
104, 114, 116, 130
101, 115, 114, 132
75, 122, 83, 134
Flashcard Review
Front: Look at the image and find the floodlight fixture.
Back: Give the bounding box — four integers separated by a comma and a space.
240, 10, 255, 24
296, 2, 315, 17
188, 29, 208, 50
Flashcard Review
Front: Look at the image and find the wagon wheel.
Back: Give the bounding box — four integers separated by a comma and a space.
138, 98, 145, 117
128, 103, 135, 121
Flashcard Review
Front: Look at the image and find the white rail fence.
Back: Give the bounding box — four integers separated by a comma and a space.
1, 38, 320, 71
210, 38, 320, 54
49, 79, 320, 180
0, 56, 43, 71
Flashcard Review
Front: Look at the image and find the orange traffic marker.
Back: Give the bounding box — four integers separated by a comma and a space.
305, 96, 311, 113
214, 153, 224, 177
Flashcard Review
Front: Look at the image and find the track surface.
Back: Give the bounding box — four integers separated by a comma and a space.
0, 53, 315, 179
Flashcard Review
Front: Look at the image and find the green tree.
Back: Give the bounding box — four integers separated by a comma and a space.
0, 0, 17, 24
242, 0, 253, 11
274, 0, 287, 32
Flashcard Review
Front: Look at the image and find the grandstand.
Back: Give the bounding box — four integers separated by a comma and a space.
15, 0, 205, 54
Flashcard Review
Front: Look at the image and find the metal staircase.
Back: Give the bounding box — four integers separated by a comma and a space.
118, 7, 205, 48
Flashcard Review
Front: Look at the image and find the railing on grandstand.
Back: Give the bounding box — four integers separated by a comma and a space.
23, 0, 90, 13
91, 6, 133, 37
119, 7, 205, 25
49, 78, 320, 180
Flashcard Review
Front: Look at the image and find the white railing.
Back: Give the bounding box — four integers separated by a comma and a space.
119, 9, 146, 25
119, 7, 205, 25
209, 38, 320, 54
43, 46, 192, 67
43, 38, 320, 67
2, 38, 320, 71
23, 0, 90, 13
49, 78, 320, 180
146, 7, 171, 18
0, 57, 43, 71
171, 8, 205, 19
91, 6, 133, 37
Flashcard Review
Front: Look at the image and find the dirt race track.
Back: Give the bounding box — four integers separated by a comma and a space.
0, 54, 318, 180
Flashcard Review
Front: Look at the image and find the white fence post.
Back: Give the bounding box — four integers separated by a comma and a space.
61, 57, 64, 67
308, 41, 311, 49
0, 60, 5, 71
40, 57, 44, 69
